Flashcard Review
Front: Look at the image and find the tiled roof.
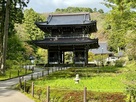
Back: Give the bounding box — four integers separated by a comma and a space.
33, 37, 99, 49
34, 37, 98, 45
35, 13, 96, 26
90, 42, 112, 54
46, 13, 91, 25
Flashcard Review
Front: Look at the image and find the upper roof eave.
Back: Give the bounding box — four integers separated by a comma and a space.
49, 12, 90, 16
35, 21, 96, 27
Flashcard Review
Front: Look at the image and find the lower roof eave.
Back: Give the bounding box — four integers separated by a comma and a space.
34, 43, 99, 49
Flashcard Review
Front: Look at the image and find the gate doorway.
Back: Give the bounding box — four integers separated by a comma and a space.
64, 51, 73, 64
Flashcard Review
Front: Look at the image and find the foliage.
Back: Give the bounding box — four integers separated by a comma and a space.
98, 9, 104, 13
55, 7, 93, 13
7, 35, 25, 60
0, 66, 32, 80
15, 24, 35, 59
23, 8, 45, 40
103, 0, 136, 52
0, 0, 29, 74
126, 72, 136, 102
23, 8, 49, 65
115, 59, 125, 67
88, 52, 95, 61
126, 25, 136, 60
36, 48, 48, 64
125, 62, 136, 102
55, 7, 104, 13
94, 54, 108, 66
93, 8, 97, 12
103, 0, 136, 9
64, 52, 73, 64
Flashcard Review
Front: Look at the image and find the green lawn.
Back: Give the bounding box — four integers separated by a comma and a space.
35, 77, 125, 92
0, 68, 32, 80
32, 66, 128, 92
19, 62, 136, 102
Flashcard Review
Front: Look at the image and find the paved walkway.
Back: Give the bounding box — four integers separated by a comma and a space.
0, 67, 45, 102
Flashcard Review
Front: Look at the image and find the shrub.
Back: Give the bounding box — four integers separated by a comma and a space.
115, 59, 125, 67
125, 72, 136, 102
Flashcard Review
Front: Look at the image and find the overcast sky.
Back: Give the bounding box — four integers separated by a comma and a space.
25, 0, 110, 13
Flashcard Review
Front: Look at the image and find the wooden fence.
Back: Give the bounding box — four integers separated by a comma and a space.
18, 67, 89, 102
22, 81, 87, 102
18, 67, 127, 102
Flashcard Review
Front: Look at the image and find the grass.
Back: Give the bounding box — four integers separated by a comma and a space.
33, 66, 127, 92
27, 66, 127, 96
18, 62, 136, 102
34, 76, 126, 92
0, 68, 32, 80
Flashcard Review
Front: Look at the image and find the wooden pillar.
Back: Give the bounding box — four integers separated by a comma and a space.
86, 49, 88, 65
62, 51, 64, 64
60, 51, 63, 64
58, 46, 60, 64
47, 48, 49, 64
73, 46, 75, 64
84, 45, 88, 65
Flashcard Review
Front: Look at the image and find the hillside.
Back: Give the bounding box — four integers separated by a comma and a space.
90, 13, 107, 42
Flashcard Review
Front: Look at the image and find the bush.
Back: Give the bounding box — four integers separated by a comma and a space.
6, 60, 19, 69
115, 60, 125, 67
125, 72, 136, 102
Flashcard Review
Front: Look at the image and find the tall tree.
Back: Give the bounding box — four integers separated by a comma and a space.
0, 0, 5, 71
23, 8, 45, 40
103, 0, 136, 52
1, 0, 10, 74
0, 0, 29, 74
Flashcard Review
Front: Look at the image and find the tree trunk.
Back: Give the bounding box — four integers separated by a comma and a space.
0, 0, 10, 74
0, 8, 2, 72
0, 0, 5, 74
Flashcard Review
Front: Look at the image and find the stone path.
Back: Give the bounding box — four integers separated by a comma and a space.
0, 67, 45, 102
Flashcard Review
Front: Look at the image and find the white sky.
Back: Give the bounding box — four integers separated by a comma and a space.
25, 0, 110, 13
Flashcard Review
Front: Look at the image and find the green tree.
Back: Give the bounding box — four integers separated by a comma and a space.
1, 0, 10, 74
0, 0, 29, 74
93, 8, 97, 12
55, 7, 94, 13
24, 8, 45, 40
126, 24, 136, 60
98, 9, 104, 13
23, 9, 48, 64
88, 52, 95, 61
55, 8, 61, 13
7, 35, 26, 60
103, 0, 136, 52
